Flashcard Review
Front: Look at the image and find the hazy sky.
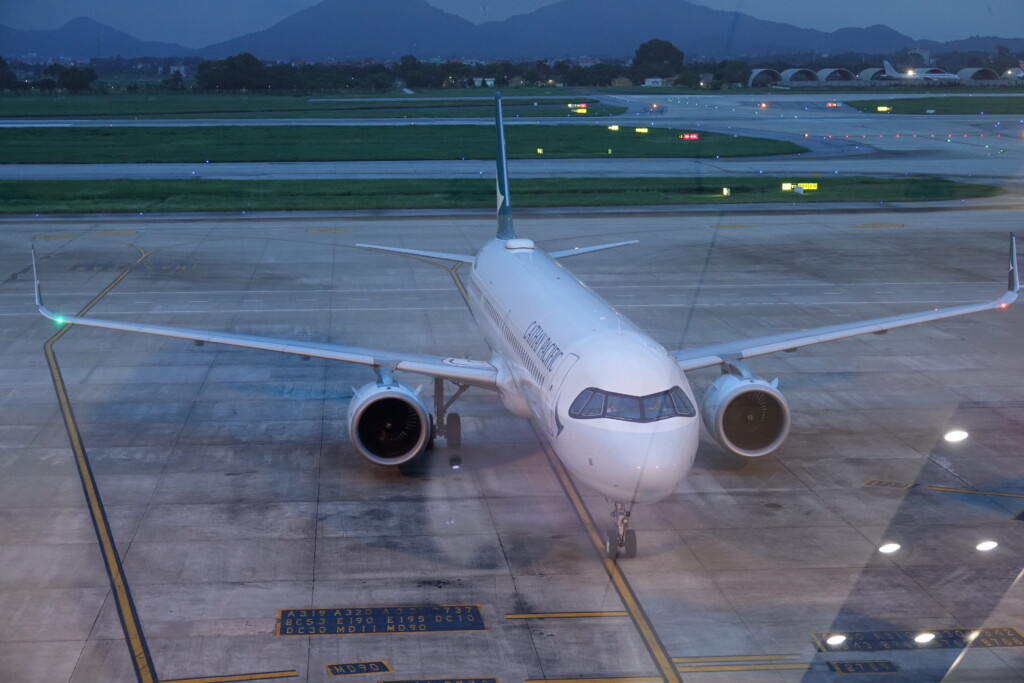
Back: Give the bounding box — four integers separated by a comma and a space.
1, 0, 1021, 48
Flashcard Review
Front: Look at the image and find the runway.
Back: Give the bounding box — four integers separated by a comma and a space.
2, 93, 1023, 183
3, 202, 1024, 682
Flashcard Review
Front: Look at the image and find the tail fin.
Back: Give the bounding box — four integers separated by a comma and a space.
883, 61, 900, 78
494, 92, 515, 240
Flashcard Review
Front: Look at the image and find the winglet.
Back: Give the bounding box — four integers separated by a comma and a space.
1007, 233, 1019, 300
31, 245, 63, 323
31, 244, 42, 309
494, 92, 515, 241
996, 233, 1019, 309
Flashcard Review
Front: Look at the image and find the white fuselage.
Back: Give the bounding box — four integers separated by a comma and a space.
464, 237, 699, 503
883, 61, 960, 82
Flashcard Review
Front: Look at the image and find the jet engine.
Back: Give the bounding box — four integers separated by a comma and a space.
700, 365, 790, 458
346, 381, 431, 466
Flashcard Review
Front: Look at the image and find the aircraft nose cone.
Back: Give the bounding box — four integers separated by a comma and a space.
567, 419, 699, 503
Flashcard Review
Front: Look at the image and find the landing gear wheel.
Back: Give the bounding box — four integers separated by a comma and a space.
427, 414, 436, 450
605, 530, 619, 559
446, 413, 462, 448
606, 501, 635, 559
623, 529, 637, 559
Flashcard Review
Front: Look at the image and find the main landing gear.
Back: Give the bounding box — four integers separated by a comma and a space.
605, 501, 637, 559
430, 377, 466, 448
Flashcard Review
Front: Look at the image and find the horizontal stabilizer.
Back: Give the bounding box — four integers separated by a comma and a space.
549, 240, 639, 259
356, 243, 474, 264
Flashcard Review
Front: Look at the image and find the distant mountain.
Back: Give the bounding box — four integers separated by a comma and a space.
919, 35, 1024, 53
201, 0, 478, 60
0, 17, 194, 60
2, 0, 1022, 62
473, 1, 920, 59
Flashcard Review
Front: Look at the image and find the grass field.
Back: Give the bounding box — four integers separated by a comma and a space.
0, 125, 807, 164
0, 94, 622, 119
0, 177, 1000, 214
847, 95, 1024, 115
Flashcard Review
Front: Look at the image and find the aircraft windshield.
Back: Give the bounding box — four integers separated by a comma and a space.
569, 386, 695, 423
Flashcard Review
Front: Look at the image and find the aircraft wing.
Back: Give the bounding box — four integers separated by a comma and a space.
673, 235, 1018, 373
32, 249, 498, 390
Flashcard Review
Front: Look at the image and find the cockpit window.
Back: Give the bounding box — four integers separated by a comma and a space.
606, 394, 642, 420
582, 391, 605, 417
643, 392, 676, 420
568, 386, 695, 423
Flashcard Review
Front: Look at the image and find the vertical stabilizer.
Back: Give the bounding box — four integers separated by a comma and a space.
494, 92, 515, 240
883, 61, 900, 78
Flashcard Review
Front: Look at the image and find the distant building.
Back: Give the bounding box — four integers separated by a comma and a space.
472, 77, 495, 87
168, 64, 186, 77
816, 68, 856, 82
958, 67, 1000, 81
611, 76, 632, 87
642, 77, 663, 87
748, 69, 781, 87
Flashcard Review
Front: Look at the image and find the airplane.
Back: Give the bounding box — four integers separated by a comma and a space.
33, 93, 1018, 559
883, 60, 961, 82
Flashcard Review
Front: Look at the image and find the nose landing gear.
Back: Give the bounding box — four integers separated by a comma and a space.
605, 501, 636, 559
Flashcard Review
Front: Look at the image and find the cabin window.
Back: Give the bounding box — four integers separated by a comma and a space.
568, 386, 695, 423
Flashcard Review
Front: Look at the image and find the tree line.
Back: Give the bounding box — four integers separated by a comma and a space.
193, 40, 690, 91
0, 57, 98, 92
0, 39, 740, 93
2, 38, 1020, 95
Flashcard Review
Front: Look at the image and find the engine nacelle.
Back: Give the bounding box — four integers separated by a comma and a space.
700, 370, 790, 458
346, 381, 431, 466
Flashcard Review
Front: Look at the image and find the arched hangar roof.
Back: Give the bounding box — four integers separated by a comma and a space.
748, 68, 781, 87
781, 68, 817, 82
957, 67, 1000, 80
859, 67, 886, 81
817, 68, 856, 81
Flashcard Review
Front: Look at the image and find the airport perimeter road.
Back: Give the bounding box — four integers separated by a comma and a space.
3, 204, 1024, 682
